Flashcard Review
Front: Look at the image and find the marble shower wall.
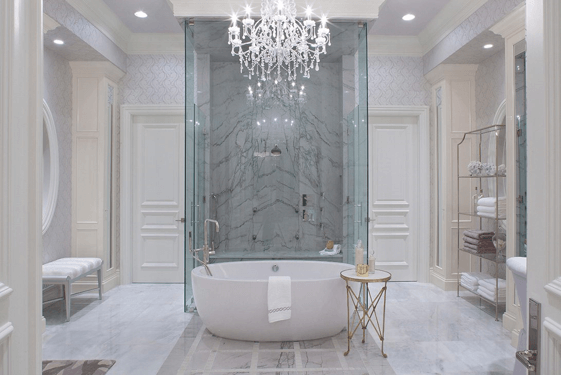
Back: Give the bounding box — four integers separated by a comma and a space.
210, 63, 343, 255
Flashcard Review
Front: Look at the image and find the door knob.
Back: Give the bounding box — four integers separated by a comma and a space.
176, 218, 185, 223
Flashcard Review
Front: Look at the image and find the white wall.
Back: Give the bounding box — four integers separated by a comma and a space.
42, 47, 73, 264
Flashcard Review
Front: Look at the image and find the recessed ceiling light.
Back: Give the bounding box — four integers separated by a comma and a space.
53, 39, 64, 45
134, 10, 148, 18
402, 14, 415, 21
484, 44, 494, 49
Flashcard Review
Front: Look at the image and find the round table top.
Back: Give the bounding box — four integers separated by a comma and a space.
340, 268, 392, 283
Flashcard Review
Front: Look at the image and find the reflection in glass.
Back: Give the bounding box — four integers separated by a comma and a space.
515, 49, 527, 257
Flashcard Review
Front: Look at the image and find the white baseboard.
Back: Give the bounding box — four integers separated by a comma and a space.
429, 270, 457, 291
503, 310, 518, 332
511, 328, 520, 348
72, 270, 120, 294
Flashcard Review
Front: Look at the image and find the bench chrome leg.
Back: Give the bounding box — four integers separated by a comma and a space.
97, 269, 102, 300
64, 281, 71, 322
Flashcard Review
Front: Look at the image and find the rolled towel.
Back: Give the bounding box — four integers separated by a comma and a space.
319, 244, 341, 256
460, 276, 480, 288
319, 248, 336, 255
268, 276, 291, 323
463, 230, 494, 240
478, 197, 506, 207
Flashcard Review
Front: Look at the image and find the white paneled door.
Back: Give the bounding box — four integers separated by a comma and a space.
132, 114, 185, 283
369, 115, 420, 281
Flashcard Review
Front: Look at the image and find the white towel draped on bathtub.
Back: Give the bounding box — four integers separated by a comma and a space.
268, 276, 292, 323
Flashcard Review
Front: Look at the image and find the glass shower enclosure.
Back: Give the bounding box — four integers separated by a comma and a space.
184, 21, 369, 310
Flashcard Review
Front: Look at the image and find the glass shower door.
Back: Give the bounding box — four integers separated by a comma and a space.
346, 23, 369, 265
184, 22, 197, 311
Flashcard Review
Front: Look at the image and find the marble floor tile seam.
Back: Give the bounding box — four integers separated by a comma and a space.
194, 348, 346, 353
184, 367, 370, 373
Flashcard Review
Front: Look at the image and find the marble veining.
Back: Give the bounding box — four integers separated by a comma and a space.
209, 62, 344, 255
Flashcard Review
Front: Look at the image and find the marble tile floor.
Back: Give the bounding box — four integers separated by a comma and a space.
42, 282, 516, 375
43, 284, 194, 375
158, 313, 395, 375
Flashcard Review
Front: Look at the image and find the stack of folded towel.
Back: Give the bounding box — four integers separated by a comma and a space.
460, 272, 492, 293
463, 230, 496, 254
477, 278, 506, 303
477, 197, 506, 219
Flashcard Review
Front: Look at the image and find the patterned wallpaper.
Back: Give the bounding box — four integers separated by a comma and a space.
368, 56, 431, 106
423, 0, 524, 74
120, 55, 185, 105
43, 0, 127, 72
43, 48, 73, 264
476, 49, 506, 129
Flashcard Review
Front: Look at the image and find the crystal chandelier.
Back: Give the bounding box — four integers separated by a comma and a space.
228, 0, 330, 81
247, 78, 307, 105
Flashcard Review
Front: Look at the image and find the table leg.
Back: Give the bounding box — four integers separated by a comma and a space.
344, 281, 351, 356
381, 281, 388, 358
362, 282, 367, 343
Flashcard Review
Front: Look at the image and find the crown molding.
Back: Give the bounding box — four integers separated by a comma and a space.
419, 0, 488, 55
43, 13, 60, 34
69, 61, 126, 83
368, 36, 423, 57
127, 33, 185, 55
490, 3, 526, 38
65, 0, 132, 53
171, 0, 383, 19
424, 64, 478, 85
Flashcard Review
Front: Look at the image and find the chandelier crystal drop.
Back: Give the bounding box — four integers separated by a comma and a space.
247, 79, 307, 106
228, 0, 330, 81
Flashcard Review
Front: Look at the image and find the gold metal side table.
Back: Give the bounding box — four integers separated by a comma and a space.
340, 268, 391, 358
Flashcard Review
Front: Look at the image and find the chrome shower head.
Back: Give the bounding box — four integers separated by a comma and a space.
271, 144, 281, 156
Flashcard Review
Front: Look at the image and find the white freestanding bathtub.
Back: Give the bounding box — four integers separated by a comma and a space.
192, 260, 353, 342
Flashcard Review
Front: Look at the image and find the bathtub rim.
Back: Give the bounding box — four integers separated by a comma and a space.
192, 259, 354, 282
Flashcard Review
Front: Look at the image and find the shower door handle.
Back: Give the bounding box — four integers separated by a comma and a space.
354, 204, 362, 224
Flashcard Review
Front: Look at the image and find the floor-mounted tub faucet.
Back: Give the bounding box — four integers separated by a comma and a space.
188, 218, 219, 276
204, 219, 220, 264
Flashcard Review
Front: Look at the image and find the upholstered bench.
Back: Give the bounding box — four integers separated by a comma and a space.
42, 258, 103, 321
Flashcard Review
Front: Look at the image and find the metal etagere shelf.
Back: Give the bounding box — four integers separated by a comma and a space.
456, 124, 506, 321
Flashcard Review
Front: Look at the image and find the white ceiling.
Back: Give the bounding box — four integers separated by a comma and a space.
102, 0, 182, 33
441, 30, 505, 64
45, 26, 108, 61
369, 0, 452, 35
